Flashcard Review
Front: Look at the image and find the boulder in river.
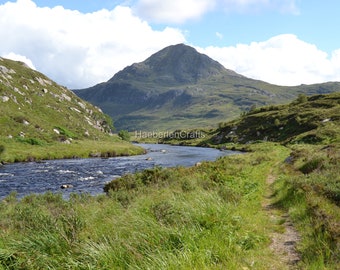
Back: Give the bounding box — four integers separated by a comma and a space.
60, 184, 73, 189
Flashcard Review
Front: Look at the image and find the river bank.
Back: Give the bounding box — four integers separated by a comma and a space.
0, 144, 233, 199
0, 138, 144, 163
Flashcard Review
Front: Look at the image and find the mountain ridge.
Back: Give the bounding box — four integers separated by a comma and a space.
74, 44, 340, 131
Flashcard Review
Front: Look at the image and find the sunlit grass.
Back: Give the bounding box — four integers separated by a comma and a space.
0, 142, 289, 269
273, 143, 340, 269
0, 137, 144, 162
1, 141, 339, 269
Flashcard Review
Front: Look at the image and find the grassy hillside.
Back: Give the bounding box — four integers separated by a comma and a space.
206, 92, 340, 146
0, 57, 143, 162
157, 92, 340, 147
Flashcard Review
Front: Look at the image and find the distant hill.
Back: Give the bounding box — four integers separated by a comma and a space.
157, 92, 340, 147
74, 44, 340, 131
0, 57, 112, 145
201, 92, 340, 146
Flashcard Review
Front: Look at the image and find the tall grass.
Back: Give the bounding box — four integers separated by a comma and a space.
273, 144, 340, 269
0, 143, 290, 269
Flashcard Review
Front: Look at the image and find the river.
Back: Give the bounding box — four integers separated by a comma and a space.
0, 144, 237, 199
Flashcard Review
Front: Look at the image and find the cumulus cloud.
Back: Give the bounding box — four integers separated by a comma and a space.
0, 0, 186, 88
197, 34, 340, 86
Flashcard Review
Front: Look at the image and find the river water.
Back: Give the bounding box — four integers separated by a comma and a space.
0, 144, 236, 199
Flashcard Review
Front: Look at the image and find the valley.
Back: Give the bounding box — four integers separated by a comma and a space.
0, 47, 339, 269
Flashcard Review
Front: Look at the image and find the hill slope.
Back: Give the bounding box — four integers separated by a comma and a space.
200, 92, 340, 146
74, 44, 340, 131
0, 57, 141, 162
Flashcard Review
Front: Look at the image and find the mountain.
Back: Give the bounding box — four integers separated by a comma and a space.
0, 57, 142, 162
73, 44, 340, 131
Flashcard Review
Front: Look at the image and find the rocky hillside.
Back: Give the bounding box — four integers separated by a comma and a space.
74, 44, 340, 131
0, 57, 113, 145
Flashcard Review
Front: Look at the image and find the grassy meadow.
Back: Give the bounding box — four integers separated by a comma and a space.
0, 142, 291, 269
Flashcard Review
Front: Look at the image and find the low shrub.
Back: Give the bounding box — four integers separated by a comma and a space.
54, 126, 78, 139
299, 157, 325, 174
15, 136, 46, 146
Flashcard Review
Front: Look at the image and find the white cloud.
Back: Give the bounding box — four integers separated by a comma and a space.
3, 52, 36, 70
1, 1, 338, 89
134, 0, 216, 24
197, 34, 340, 86
0, 0, 186, 88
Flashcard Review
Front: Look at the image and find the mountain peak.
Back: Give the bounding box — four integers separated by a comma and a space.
112, 43, 241, 84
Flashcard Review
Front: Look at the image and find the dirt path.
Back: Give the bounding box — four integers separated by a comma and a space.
263, 171, 301, 269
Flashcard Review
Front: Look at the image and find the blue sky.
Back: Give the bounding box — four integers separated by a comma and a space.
1, 0, 340, 88
24, 0, 340, 53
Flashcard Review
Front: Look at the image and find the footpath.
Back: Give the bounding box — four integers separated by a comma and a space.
262, 170, 301, 269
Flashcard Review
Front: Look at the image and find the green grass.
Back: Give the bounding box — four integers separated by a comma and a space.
0, 57, 144, 163
1, 141, 339, 269
0, 142, 291, 269
0, 137, 144, 162
195, 92, 340, 146
273, 144, 340, 269
2, 60, 340, 269
135, 92, 339, 148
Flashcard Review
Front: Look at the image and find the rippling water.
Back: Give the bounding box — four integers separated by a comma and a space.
0, 144, 237, 199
